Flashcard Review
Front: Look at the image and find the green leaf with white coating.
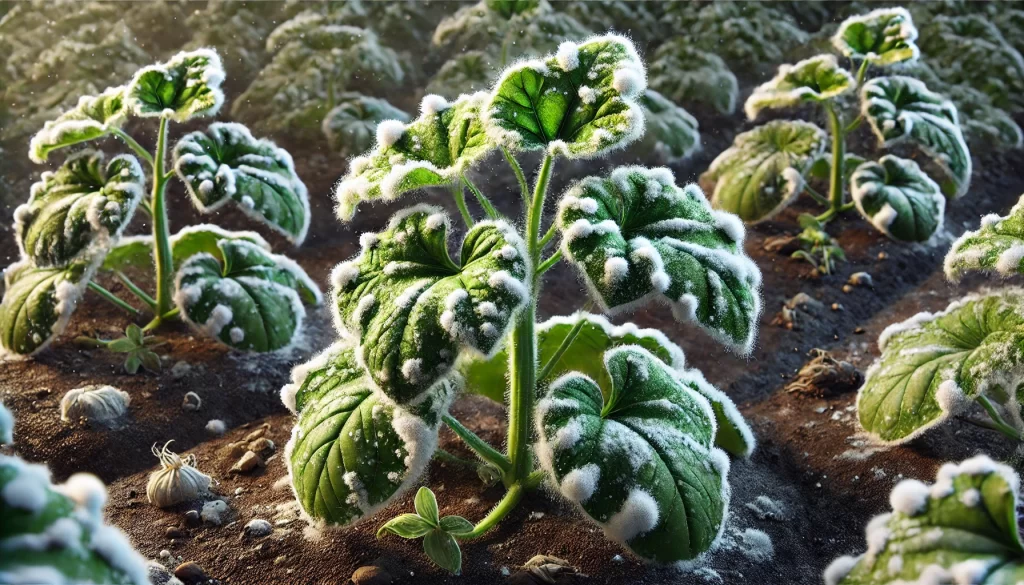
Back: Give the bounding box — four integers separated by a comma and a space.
102, 225, 272, 273
744, 54, 855, 120
535, 346, 730, 563
557, 166, 762, 354
703, 120, 827, 223
28, 86, 128, 163
826, 455, 1024, 585
459, 312, 755, 457
861, 76, 972, 199
15, 150, 145, 268
125, 49, 225, 121
331, 206, 529, 404
484, 34, 647, 158
322, 95, 409, 156
856, 291, 1024, 444
284, 341, 452, 527
0, 259, 95, 356
175, 239, 322, 352
851, 155, 945, 243
832, 7, 920, 66
637, 90, 700, 162
945, 194, 1024, 282
333, 93, 493, 221
173, 122, 310, 244
648, 40, 738, 115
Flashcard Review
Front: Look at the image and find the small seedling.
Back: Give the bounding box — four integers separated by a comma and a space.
791, 215, 846, 275
377, 487, 475, 575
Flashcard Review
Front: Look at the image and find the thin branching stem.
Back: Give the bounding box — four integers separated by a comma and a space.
976, 395, 1023, 441
537, 308, 589, 381
111, 129, 154, 167
116, 271, 157, 309
451, 184, 474, 227
443, 414, 511, 474
501, 146, 530, 201
462, 174, 499, 219
460, 484, 523, 540
536, 249, 562, 276
151, 117, 174, 320
87, 282, 140, 316
539, 223, 558, 249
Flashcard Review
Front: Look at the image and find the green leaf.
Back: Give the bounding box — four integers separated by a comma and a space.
0, 259, 96, 356
123, 354, 141, 375
808, 153, 867, 183
173, 123, 311, 244
377, 514, 435, 539
556, 166, 762, 354
703, 120, 827, 223
484, 34, 647, 159
485, 0, 538, 18
125, 49, 225, 121
414, 487, 440, 526
331, 206, 529, 403
322, 94, 409, 156
861, 76, 972, 199
637, 90, 700, 162
946, 194, 1024, 281
285, 341, 453, 526
107, 338, 137, 353
103, 224, 272, 273
851, 155, 945, 243
832, 7, 920, 66
856, 291, 1024, 444
174, 240, 322, 352
28, 86, 128, 163
15, 150, 145, 268
424, 530, 462, 575
425, 51, 495, 98
826, 455, 1024, 585
745, 54, 856, 120
126, 324, 143, 346
439, 515, 475, 536
536, 346, 730, 563
648, 40, 738, 115
137, 349, 161, 373
333, 92, 493, 221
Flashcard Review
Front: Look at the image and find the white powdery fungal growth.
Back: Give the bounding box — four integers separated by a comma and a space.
556, 41, 580, 71
419, 94, 450, 116
889, 479, 929, 515
375, 119, 406, 149
560, 464, 601, 503
605, 489, 660, 543
60, 385, 131, 425
824, 555, 861, 585
146, 442, 212, 508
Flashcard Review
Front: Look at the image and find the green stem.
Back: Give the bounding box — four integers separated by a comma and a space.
111, 129, 154, 167
536, 249, 562, 276
537, 311, 586, 381
501, 146, 530, 201
433, 448, 482, 470
976, 395, 1023, 441
804, 184, 830, 207
443, 414, 512, 474
451, 184, 474, 227
87, 282, 140, 316
459, 484, 523, 540
539, 223, 558, 249
855, 59, 869, 87
115, 271, 156, 310
820, 102, 846, 225
151, 117, 174, 321
462, 175, 498, 220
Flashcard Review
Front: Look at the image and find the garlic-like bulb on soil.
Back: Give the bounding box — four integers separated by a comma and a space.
147, 441, 211, 508
60, 384, 131, 424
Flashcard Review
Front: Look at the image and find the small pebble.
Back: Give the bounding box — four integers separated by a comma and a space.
165, 527, 184, 539
200, 500, 229, 525
183, 510, 200, 526
231, 451, 263, 474
877, 251, 888, 260
206, 419, 226, 436
273, 555, 288, 566
612, 554, 624, 563
182, 392, 201, 411
831, 303, 843, 311
842, 284, 853, 294
173, 561, 207, 584
146, 561, 179, 585
248, 437, 275, 457
170, 361, 192, 379
500, 567, 510, 576
234, 487, 244, 496
243, 518, 273, 538
854, 327, 866, 334
159, 550, 172, 560
847, 272, 873, 287
351, 565, 392, 585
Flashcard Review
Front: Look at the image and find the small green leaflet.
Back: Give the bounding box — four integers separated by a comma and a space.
15, 150, 145, 268
861, 76, 972, 199
826, 455, 1024, 585
484, 34, 647, 158
535, 346, 730, 563
0, 258, 95, 357
174, 122, 311, 244
103, 224, 272, 273
832, 7, 920, 66
637, 90, 700, 162
334, 93, 493, 221
459, 312, 755, 457
284, 342, 452, 526
850, 155, 945, 242
322, 94, 409, 156
125, 49, 225, 121
856, 291, 1024, 444
376, 486, 471, 575
946, 194, 1024, 281
331, 206, 529, 403
557, 166, 761, 354
28, 86, 128, 163
745, 54, 855, 120
175, 239, 322, 352
703, 120, 826, 223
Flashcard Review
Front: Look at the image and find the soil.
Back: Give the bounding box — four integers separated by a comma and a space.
4, 20, 1024, 585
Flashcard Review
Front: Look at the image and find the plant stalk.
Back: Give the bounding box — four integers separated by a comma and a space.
111, 129, 154, 167
443, 414, 511, 474
87, 282, 140, 316
816, 103, 846, 224
116, 271, 157, 309
451, 184, 474, 227
462, 174, 499, 220
151, 117, 174, 321
460, 484, 523, 540
976, 395, 1023, 441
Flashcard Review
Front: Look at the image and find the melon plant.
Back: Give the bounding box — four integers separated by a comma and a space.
703, 7, 971, 255
282, 35, 759, 574
855, 193, 1024, 444
0, 48, 321, 358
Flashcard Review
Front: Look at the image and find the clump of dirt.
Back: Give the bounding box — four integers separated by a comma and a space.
785, 349, 863, 398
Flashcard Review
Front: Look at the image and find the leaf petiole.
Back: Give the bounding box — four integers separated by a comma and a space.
462, 174, 498, 220
87, 282, 140, 316
442, 414, 512, 475
458, 484, 523, 541
111, 128, 154, 167
450, 184, 474, 227
536, 250, 562, 276
115, 271, 156, 309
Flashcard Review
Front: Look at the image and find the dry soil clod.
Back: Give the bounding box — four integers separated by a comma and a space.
785, 349, 864, 398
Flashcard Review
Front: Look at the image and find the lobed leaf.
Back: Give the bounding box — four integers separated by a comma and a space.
745, 54, 856, 121
637, 90, 701, 162
174, 122, 311, 244
861, 75, 972, 199
850, 155, 945, 243
484, 34, 647, 159
125, 49, 225, 122
832, 7, 920, 66
15, 150, 145, 268
703, 120, 827, 224
322, 95, 410, 156
0, 259, 96, 357
28, 86, 128, 163
174, 240, 322, 352
556, 166, 762, 354
946, 194, 1024, 281
333, 93, 493, 221
856, 291, 1024, 444
103, 224, 272, 273
331, 206, 530, 403
535, 346, 731, 563
648, 41, 738, 116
